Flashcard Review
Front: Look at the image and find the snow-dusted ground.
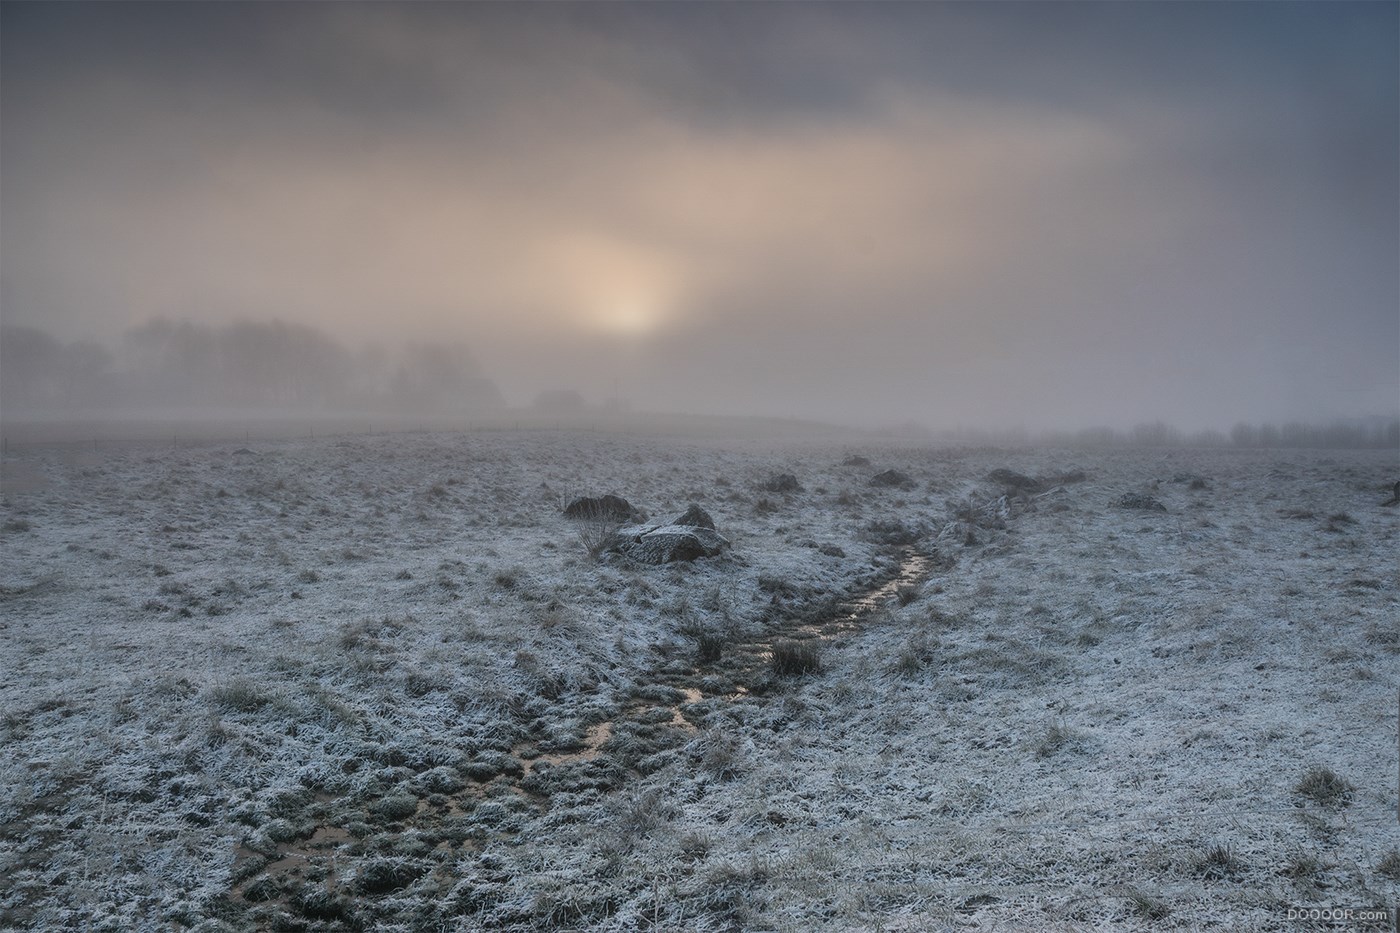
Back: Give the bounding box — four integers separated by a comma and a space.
1, 430, 1396, 931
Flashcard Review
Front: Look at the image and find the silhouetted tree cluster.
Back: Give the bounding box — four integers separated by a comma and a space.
531, 388, 587, 414
387, 343, 503, 412
122, 319, 355, 408
1039, 420, 1397, 450
1, 320, 503, 415
933, 419, 1395, 450
1, 325, 114, 411
1227, 420, 1399, 450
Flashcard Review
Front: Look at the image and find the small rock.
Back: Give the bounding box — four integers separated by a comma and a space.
987, 469, 1042, 492
672, 504, 716, 529
870, 469, 913, 489
1113, 493, 1167, 512
563, 495, 644, 523
762, 473, 801, 493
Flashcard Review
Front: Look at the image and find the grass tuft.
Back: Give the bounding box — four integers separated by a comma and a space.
577, 517, 622, 561
1034, 720, 1078, 758
1124, 887, 1169, 920
1282, 852, 1324, 883
892, 632, 938, 676
1196, 843, 1242, 880
355, 857, 424, 895
696, 631, 727, 664
208, 678, 270, 713
770, 640, 821, 677
1295, 766, 1353, 809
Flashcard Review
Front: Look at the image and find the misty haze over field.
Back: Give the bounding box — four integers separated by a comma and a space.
2, 2, 1397, 432
3, 7, 1400, 929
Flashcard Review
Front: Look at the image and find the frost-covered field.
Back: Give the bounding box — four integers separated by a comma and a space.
1, 429, 1396, 931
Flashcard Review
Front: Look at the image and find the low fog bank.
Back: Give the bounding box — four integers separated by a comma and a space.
1, 320, 502, 417
2, 320, 1396, 451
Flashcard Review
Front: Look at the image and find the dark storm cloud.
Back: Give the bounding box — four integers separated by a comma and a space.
2, 2, 1395, 428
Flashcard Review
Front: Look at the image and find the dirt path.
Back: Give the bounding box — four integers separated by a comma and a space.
225, 546, 944, 916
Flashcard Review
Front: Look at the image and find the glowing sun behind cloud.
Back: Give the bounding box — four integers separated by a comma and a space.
542, 230, 683, 339
596, 295, 665, 337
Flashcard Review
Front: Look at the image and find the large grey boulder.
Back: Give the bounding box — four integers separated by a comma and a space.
614, 505, 728, 563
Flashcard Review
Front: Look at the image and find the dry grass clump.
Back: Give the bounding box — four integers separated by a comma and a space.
1294, 766, 1353, 808
577, 517, 622, 560
689, 729, 745, 779
753, 496, 779, 515
679, 830, 713, 862
770, 640, 822, 677
1033, 720, 1079, 759
207, 677, 271, 713
950, 635, 1066, 687
692, 856, 772, 922
678, 611, 736, 665
864, 519, 921, 546
1282, 852, 1325, 888
1364, 622, 1399, 652
289, 888, 360, 927
530, 884, 620, 929
695, 630, 728, 664
1196, 842, 1243, 880
403, 669, 448, 697
355, 857, 424, 895
338, 615, 408, 650
891, 632, 939, 677
1124, 887, 1169, 920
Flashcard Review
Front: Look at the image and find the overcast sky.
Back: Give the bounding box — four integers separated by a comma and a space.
2, 2, 1396, 429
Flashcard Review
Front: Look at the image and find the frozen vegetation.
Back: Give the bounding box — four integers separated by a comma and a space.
0, 429, 1397, 931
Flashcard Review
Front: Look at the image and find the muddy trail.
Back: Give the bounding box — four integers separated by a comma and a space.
225, 546, 943, 921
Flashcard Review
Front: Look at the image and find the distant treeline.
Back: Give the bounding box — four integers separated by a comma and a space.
0, 320, 503, 415
939, 419, 1400, 450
